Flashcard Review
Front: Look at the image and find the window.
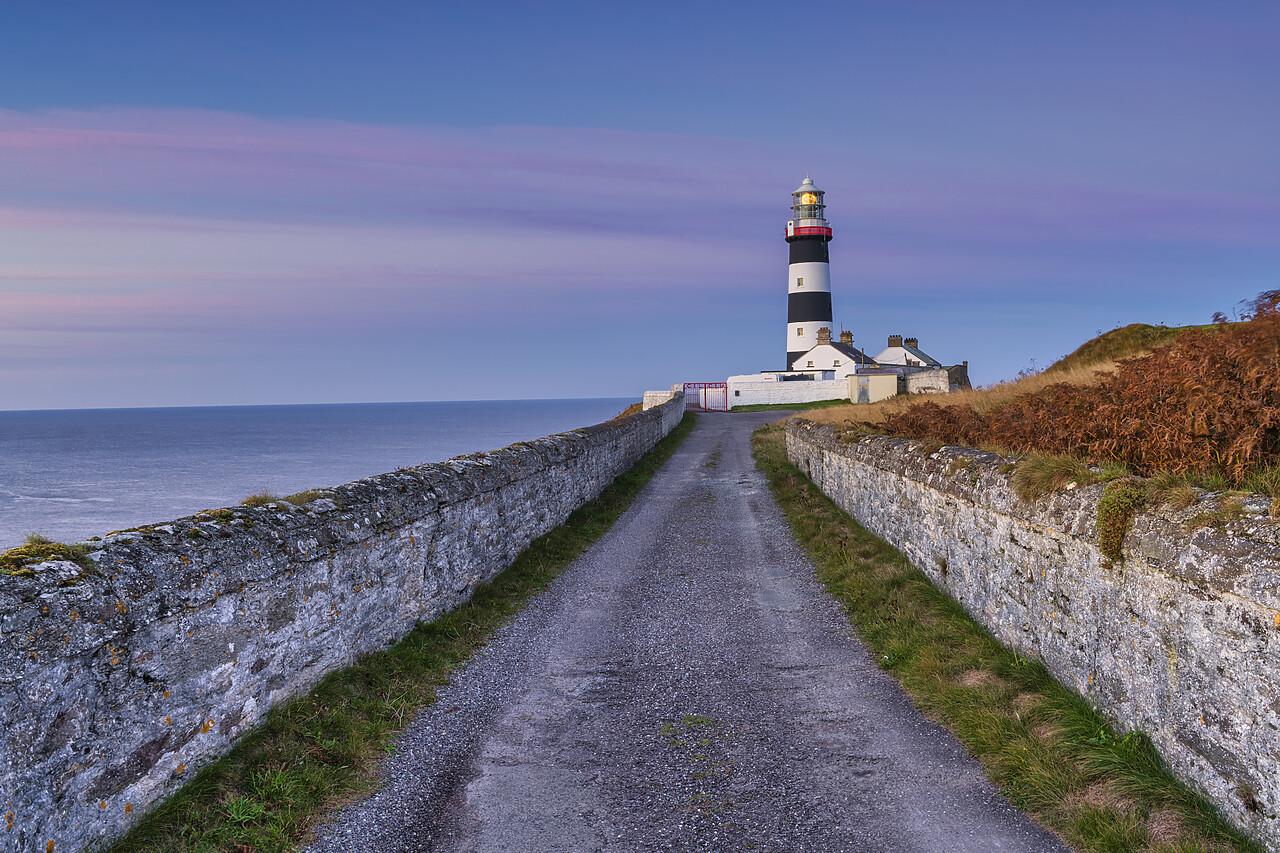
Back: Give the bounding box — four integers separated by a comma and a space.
833, 360, 840, 367
796, 327, 803, 336
734, 390, 740, 396
796, 276, 804, 287
807, 360, 814, 367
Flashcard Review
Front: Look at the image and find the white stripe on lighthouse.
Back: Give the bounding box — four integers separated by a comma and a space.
787, 262, 831, 295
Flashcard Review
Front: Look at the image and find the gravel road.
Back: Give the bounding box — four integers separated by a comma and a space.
304, 412, 1068, 852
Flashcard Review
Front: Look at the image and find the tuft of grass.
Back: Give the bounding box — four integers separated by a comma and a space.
913, 438, 945, 456
834, 420, 887, 442
1219, 496, 1247, 526
242, 489, 329, 509
1146, 470, 1201, 511
1195, 472, 1232, 492
1242, 464, 1280, 516
1, 536, 96, 576
751, 422, 1259, 853
106, 413, 696, 853
1163, 483, 1200, 511
1013, 453, 1099, 501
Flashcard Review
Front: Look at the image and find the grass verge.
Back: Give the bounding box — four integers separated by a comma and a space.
730, 398, 851, 413
751, 421, 1259, 853
107, 413, 696, 853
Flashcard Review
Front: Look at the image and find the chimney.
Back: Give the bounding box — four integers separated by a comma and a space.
887, 334, 903, 348
817, 327, 831, 344
839, 330, 853, 345
904, 337, 919, 349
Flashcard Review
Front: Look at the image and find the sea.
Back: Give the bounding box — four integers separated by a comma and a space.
0, 398, 634, 551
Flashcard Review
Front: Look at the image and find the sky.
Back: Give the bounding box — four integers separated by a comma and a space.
2, 1, 1277, 409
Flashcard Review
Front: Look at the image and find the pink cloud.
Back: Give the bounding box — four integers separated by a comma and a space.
2, 106, 1274, 254
0, 108, 760, 238
0, 106, 1275, 384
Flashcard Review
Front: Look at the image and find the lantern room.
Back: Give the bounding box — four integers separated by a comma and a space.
786, 176, 832, 241
790, 176, 826, 222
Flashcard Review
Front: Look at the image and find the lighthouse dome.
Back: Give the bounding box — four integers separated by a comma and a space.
792, 176, 823, 195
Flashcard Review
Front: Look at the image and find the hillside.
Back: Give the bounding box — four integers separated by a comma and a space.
813, 291, 1280, 487
1045, 321, 1221, 374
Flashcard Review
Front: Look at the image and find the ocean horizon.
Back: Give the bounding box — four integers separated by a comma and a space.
0, 397, 634, 550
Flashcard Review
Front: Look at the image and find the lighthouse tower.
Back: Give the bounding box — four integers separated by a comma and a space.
784, 176, 834, 368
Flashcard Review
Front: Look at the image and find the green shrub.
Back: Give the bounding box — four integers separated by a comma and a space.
1097, 480, 1147, 565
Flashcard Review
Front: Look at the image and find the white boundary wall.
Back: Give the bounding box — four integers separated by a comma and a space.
727, 376, 849, 407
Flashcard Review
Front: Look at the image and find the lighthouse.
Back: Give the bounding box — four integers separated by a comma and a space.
784, 176, 834, 368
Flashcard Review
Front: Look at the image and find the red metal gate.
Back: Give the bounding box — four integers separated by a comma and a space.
684, 382, 729, 412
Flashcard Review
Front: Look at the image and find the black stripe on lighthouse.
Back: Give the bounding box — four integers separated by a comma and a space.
787, 238, 830, 264
787, 291, 832, 323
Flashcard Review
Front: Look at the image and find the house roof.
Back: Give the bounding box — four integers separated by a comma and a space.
903, 344, 939, 365
788, 341, 877, 371
830, 341, 875, 364
875, 343, 941, 368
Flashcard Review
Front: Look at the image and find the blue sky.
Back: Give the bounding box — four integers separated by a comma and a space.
2, 2, 1277, 409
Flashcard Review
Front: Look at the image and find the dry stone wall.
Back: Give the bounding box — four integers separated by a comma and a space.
786, 419, 1280, 851
0, 396, 684, 853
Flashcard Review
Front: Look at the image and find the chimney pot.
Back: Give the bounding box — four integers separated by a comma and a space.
817, 327, 831, 344
904, 337, 919, 349
839, 330, 853, 344
887, 335, 903, 348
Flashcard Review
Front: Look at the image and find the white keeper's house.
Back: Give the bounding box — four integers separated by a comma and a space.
788, 328, 875, 380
